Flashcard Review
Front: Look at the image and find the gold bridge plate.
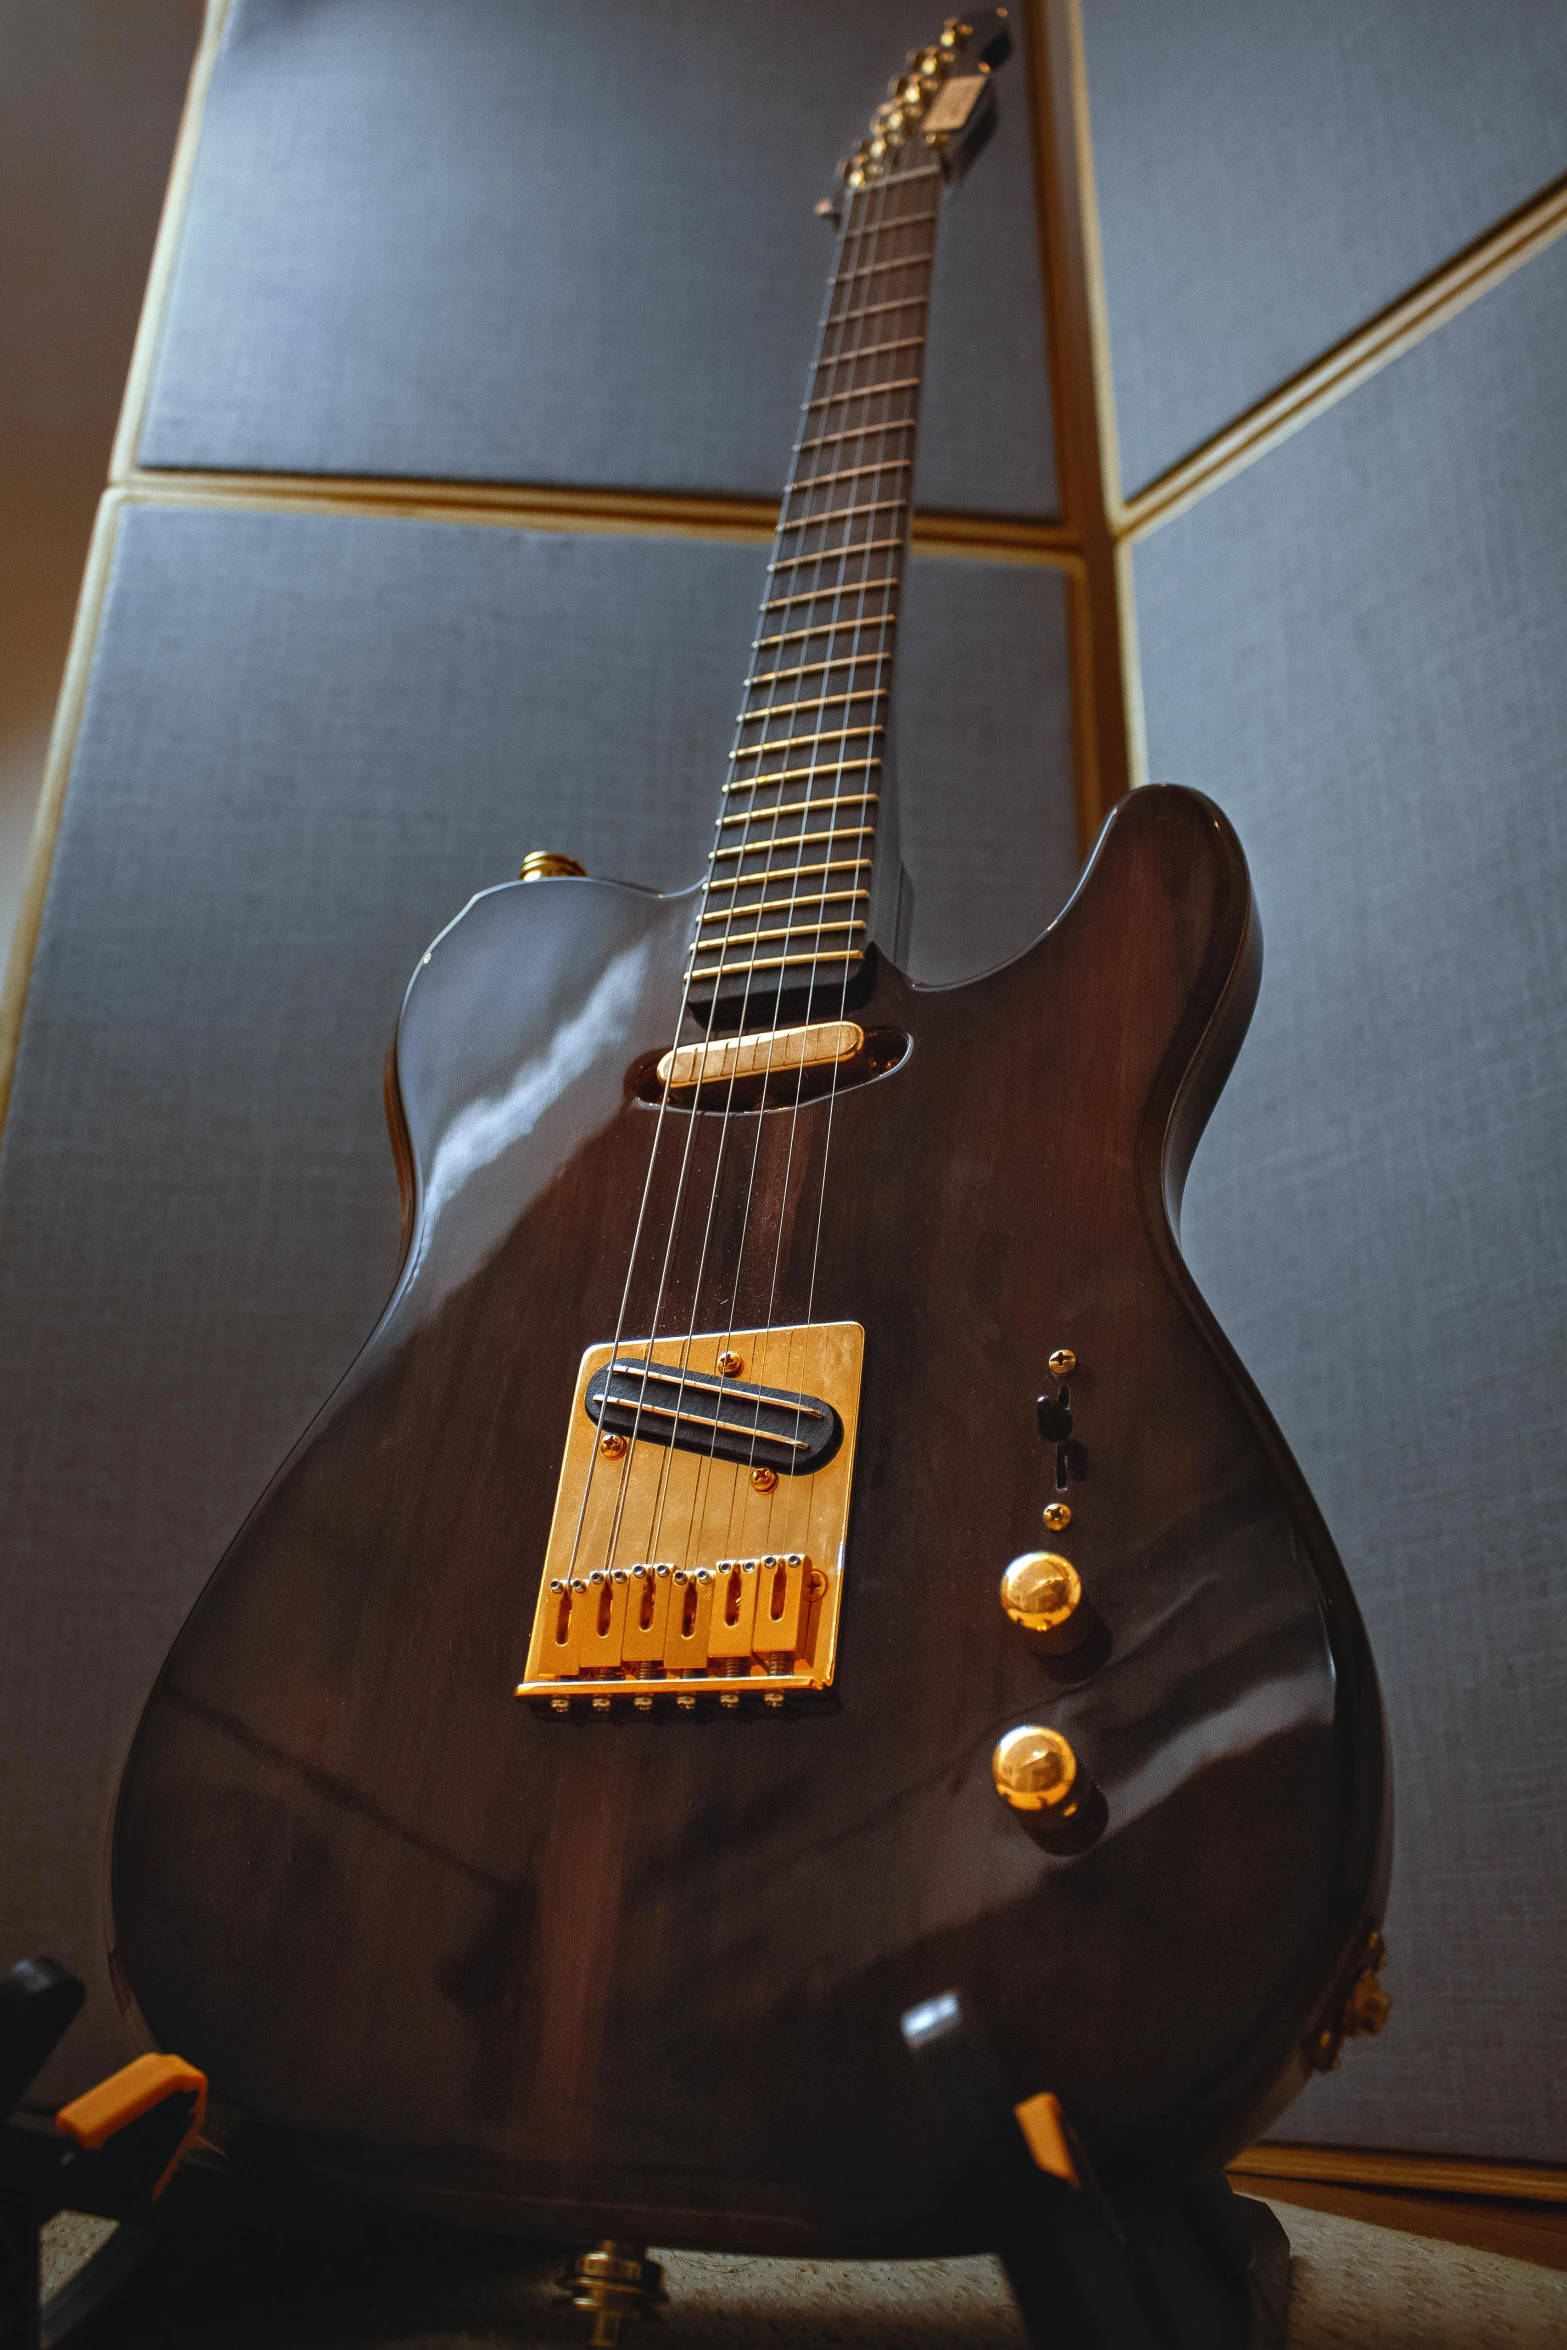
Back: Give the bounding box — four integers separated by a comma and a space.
517, 1322, 863, 1707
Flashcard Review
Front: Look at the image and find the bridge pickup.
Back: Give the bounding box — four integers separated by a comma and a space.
585, 1358, 842, 1476
517, 1322, 863, 1707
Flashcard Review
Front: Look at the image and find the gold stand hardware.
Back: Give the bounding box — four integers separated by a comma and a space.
558, 2240, 665, 2347
1304, 1930, 1392, 2072
656, 1017, 863, 1093
519, 850, 588, 881
992, 1725, 1080, 1816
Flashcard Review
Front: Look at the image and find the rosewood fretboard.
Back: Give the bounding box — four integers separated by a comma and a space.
688, 162, 943, 1016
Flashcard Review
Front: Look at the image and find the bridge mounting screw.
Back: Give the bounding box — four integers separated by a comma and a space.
1047, 1348, 1076, 1377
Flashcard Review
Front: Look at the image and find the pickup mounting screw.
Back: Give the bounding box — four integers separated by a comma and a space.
1042, 1501, 1072, 1532
600, 1432, 628, 1459
750, 1466, 778, 1493
1047, 1348, 1076, 1377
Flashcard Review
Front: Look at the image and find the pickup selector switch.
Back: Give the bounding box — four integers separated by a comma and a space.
1036, 1393, 1073, 1443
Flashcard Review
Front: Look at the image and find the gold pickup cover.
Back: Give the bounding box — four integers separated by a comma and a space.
517, 1321, 863, 1711
656, 1020, 864, 1093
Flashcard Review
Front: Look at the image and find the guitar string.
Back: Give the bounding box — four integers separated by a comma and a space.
645, 167, 931, 1584
558, 174, 903, 1599
750, 163, 938, 1565
636, 169, 917, 1575
690, 163, 937, 1578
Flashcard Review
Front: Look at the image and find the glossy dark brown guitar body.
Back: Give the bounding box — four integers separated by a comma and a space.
111, 785, 1388, 2254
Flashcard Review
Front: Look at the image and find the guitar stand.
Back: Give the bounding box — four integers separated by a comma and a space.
901, 1993, 1290, 2350
0, 1958, 207, 2350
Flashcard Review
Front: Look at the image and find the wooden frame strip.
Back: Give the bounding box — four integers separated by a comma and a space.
1121, 171, 1567, 542
1231, 2141, 1567, 2207
0, 493, 126, 1141
111, 467, 1079, 567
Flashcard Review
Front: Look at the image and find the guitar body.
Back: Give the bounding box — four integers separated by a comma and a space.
111, 784, 1388, 2254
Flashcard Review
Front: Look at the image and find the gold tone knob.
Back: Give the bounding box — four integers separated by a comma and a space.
1042, 1501, 1072, 1532
993, 1725, 1078, 1814
1047, 1348, 1076, 1377
519, 850, 587, 882
1000, 1552, 1085, 1651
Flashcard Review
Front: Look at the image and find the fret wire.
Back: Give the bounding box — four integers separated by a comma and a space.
705, 857, 872, 890
826, 293, 931, 330
794, 418, 915, 456
729, 736, 880, 775
751, 651, 889, 687
690, 950, 864, 978
739, 686, 882, 721
693, 916, 865, 953
810, 332, 923, 370
829, 249, 935, 287
761, 575, 898, 611
787, 455, 912, 498
769, 535, 903, 575
719, 791, 878, 829
777, 494, 904, 532
754, 615, 896, 650
804, 375, 920, 413
713, 823, 876, 861
725, 755, 880, 788
700, 887, 869, 922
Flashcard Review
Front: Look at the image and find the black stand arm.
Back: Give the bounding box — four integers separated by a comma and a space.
901, 1992, 1289, 2350
1, 1959, 207, 2350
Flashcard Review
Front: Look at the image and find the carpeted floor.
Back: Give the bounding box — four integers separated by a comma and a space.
39, 2199, 1567, 2347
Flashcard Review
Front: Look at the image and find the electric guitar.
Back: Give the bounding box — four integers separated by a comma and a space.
111, 15, 1389, 2255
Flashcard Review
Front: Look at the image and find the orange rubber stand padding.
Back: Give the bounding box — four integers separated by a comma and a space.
1014, 2090, 1079, 2185
55, 2051, 208, 2152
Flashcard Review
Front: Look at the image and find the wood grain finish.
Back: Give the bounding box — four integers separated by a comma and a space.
109, 786, 1388, 2253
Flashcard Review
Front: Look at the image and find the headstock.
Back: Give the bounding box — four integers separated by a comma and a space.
837, 11, 1013, 197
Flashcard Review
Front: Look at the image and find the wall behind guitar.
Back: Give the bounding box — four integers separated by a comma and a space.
1077, 0, 1567, 2166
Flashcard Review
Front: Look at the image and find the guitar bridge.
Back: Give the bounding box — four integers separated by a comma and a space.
516, 1322, 863, 1711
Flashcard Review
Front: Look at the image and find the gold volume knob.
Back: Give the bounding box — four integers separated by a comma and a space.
992, 1725, 1078, 1815
1000, 1551, 1086, 1652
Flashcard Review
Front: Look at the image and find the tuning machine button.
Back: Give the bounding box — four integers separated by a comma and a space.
1000, 1551, 1089, 1653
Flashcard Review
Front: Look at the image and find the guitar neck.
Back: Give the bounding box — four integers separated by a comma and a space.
688, 163, 944, 1015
